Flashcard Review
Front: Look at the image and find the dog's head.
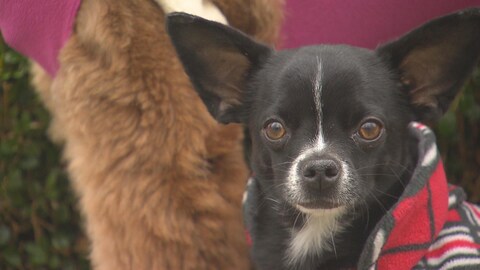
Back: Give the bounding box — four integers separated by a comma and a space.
167, 10, 480, 214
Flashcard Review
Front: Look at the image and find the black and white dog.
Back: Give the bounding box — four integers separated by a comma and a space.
167, 9, 480, 269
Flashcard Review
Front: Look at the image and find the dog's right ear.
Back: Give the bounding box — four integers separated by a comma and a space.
377, 8, 480, 124
166, 13, 272, 124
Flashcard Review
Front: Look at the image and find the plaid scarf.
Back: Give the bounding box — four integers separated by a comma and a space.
358, 122, 480, 269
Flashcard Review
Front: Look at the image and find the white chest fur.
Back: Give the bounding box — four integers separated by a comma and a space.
287, 207, 346, 265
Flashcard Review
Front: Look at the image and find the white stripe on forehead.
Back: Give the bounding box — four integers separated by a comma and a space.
286, 56, 328, 200
313, 56, 325, 149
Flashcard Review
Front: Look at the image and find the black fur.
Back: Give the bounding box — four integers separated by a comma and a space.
167, 9, 480, 269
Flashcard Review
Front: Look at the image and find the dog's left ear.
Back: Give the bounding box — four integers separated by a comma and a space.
377, 8, 480, 123
166, 13, 272, 124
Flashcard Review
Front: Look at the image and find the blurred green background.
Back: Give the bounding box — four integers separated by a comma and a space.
1, 39, 89, 269
1, 37, 479, 268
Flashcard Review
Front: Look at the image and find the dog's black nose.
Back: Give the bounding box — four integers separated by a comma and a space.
300, 158, 341, 190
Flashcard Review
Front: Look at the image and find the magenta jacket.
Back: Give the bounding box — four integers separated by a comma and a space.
281, 0, 480, 49
1, 0, 478, 77
0, 0, 81, 77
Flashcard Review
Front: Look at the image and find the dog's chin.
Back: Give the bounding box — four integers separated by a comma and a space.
295, 199, 344, 213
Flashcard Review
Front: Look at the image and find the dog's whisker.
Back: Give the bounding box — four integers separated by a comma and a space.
331, 225, 338, 259
355, 192, 371, 233
271, 161, 296, 168
292, 210, 303, 231
354, 161, 413, 175
253, 180, 298, 216
386, 165, 408, 189
357, 173, 399, 176
366, 190, 388, 213
372, 187, 400, 199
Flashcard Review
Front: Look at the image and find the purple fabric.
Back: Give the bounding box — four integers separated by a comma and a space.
0, 0, 82, 77
281, 0, 480, 49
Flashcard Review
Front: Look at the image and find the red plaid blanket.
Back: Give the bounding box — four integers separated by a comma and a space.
358, 122, 480, 269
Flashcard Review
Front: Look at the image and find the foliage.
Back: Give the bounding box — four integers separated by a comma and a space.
436, 66, 480, 202
0, 38, 89, 269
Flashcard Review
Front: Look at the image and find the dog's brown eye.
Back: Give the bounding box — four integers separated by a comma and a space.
358, 120, 383, 141
265, 121, 286, 141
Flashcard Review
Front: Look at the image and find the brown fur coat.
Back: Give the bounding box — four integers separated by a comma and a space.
31, 0, 282, 269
